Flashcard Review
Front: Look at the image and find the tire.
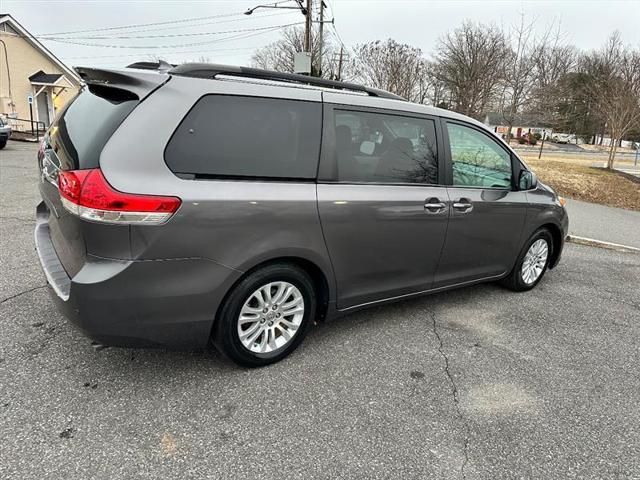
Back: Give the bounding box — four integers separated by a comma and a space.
213, 263, 316, 367
500, 228, 554, 292
0, 141, 6, 150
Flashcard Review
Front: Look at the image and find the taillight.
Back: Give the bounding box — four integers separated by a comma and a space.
58, 169, 181, 225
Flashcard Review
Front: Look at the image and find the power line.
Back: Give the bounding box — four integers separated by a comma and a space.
323, 0, 346, 48
92, 48, 261, 67
43, 24, 300, 40
43, 10, 298, 38
37, 11, 245, 37
40, 23, 303, 49
62, 46, 261, 60
46, 27, 296, 43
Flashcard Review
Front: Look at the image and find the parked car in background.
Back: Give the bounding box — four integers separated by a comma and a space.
34, 63, 568, 367
0, 116, 11, 149
551, 133, 576, 144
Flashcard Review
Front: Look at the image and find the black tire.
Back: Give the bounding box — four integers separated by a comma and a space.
213, 263, 316, 367
500, 228, 554, 292
0, 141, 6, 150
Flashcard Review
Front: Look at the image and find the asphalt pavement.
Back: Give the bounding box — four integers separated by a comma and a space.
614, 164, 640, 179
564, 198, 640, 249
1, 141, 640, 479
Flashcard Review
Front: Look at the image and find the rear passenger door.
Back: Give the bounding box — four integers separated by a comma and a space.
434, 120, 528, 287
317, 102, 449, 310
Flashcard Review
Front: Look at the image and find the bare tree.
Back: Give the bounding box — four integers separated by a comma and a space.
528, 42, 578, 127
432, 22, 506, 119
499, 18, 575, 141
422, 61, 448, 107
533, 44, 577, 91
251, 26, 335, 77
584, 32, 640, 168
350, 39, 429, 102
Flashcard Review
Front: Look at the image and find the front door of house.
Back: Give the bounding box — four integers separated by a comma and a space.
36, 91, 51, 127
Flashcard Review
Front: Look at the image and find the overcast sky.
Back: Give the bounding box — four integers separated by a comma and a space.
4, 0, 640, 70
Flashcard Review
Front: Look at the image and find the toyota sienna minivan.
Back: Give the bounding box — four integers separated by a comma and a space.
35, 63, 568, 367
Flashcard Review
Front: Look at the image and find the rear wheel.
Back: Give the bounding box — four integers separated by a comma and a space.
213, 263, 316, 367
501, 229, 553, 292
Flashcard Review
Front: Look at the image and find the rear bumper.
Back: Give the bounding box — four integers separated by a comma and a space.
35, 203, 241, 348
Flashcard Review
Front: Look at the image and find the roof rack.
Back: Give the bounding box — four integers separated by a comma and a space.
166, 63, 405, 101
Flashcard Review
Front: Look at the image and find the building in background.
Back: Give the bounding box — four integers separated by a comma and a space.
0, 13, 82, 133
484, 112, 553, 141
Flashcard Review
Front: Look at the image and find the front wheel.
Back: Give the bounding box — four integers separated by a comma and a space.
213, 263, 316, 367
501, 229, 553, 292
0, 141, 6, 150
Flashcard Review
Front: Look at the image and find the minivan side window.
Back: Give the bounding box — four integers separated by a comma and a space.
334, 110, 438, 184
165, 95, 321, 179
446, 123, 512, 188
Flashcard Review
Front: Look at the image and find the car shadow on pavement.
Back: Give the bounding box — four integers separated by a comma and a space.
83, 280, 509, 378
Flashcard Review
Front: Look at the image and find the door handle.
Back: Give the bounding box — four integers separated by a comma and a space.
424, 198, 446, 213
452, 198, 473, 213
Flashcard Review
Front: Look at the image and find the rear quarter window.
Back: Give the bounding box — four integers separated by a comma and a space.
164, 95, 322, 180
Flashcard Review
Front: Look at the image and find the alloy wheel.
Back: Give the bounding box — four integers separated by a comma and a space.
521, 239, 549, 285
237, 281, 305, 354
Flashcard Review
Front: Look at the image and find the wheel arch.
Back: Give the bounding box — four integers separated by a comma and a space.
211, 254, 333, 340
538, 222, 563, 269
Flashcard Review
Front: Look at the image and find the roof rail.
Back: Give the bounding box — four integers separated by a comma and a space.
167, 63, 405, 101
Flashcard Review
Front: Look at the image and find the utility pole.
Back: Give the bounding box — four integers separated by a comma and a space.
337, 46, 344, 81
304, 0, 312, 54
317, 1, 325, 77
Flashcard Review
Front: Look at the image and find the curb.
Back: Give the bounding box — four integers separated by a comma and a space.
566, 235, 640, 254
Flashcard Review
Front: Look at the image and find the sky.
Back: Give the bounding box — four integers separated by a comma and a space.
3, 0, 639, 70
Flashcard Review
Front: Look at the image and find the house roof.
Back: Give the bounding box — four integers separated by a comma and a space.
29, 70, 63, 84
485, 112, 552, 129
0, 14, 82, 85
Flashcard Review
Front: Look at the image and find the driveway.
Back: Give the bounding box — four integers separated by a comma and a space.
2, 141, 640, 479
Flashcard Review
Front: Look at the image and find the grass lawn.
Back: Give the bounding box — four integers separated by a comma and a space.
522, 157, 640, 211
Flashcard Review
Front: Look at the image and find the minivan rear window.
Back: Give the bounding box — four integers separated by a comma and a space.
164, 95, 322, 180
48, 85, 138, 170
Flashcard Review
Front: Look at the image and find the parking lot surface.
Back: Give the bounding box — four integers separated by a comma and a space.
1, 142, 639, 479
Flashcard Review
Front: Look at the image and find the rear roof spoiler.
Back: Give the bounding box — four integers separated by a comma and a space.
74, 66, 170, 99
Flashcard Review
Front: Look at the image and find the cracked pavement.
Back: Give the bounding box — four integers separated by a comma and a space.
1, 142, 640, 479
432, 311, 470, 479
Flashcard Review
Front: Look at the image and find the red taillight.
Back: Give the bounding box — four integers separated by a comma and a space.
58, 169, 181, 224
58, 169, 89, 203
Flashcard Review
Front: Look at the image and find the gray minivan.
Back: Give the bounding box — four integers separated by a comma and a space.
35, 63, 568, 367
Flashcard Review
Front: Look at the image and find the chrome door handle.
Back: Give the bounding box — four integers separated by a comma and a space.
424, 198, 446, 213
452, 199, 473, 213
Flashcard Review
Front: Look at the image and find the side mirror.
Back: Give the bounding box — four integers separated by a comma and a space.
518, 170, 538, 190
